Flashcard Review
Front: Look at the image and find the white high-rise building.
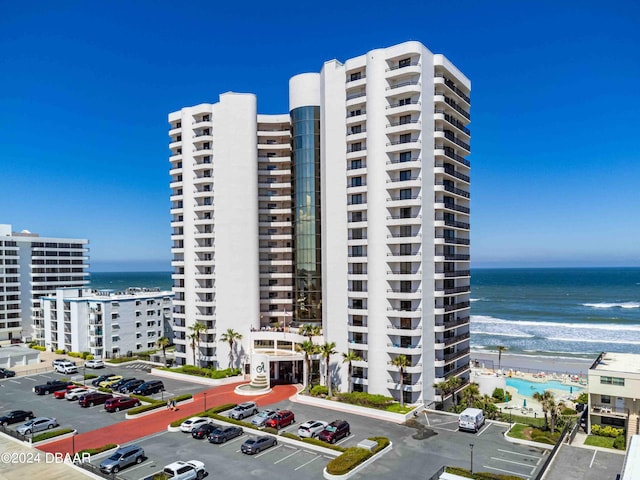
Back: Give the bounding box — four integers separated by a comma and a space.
0, 224, 89, 344
39, 287, 173, 358
169, 41, 471, 404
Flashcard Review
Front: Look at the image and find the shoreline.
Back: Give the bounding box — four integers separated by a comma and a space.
470, 350, 594, 376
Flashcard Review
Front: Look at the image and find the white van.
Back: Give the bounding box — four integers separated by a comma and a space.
458, 408, 485, 433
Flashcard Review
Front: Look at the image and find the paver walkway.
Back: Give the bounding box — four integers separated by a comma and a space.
37, 382, 297, 455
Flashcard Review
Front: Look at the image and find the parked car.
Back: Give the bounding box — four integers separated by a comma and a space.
110, 377, 136, 391
79, 392, 113, 407
458, 408, 485, 433
54, 385, 82, 399
265, 410, 295, 429
104, 396, 141, 412
180, 417, 210, 433
207, 426, 243, 444
52, 358, 76, 367
162, 460, 206, 480
191, 423, 218, 439
0, 410, 34, 426
91, 374, 115, 387
241, 435, 277, 454
297, 420, 328, 438
33, 380, 72, 395
99, 444, 145, 474
118, 379, 145, 393
54, 361, 78, 374
84, 359, 105, 369
133, 380, 164, 395
16, 417, 58, 435
65, 388, 90, 400
99, 376, 123, 388
251, 409, 277, 428
318, 420, 350, 444
229, 401, 258, 420
0, 367, 16, 378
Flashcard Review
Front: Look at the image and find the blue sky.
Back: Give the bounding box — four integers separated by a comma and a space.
1, 0, 639, 271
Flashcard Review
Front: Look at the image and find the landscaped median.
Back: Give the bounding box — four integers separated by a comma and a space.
30, 428, 76, 446
323, 437, 392, 479
125, 394, 193, 418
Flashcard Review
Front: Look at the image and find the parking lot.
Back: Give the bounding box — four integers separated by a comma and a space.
2, 367, 558, 480
0, 363, 211, 436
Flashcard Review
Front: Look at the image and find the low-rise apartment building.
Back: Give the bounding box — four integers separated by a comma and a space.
588, 352, 640, 447
38, 287, 173, 358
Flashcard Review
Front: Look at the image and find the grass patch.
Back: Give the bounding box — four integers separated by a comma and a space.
507, 423, 558, 445
127, 394, 193, 416
584, 435, 616, 449
499, 413, 545, 428
33, 428, 75, 442
445, 466, 525, 479
385, 403, 413, 414
325, 437, 390, 475
169, 404, 236, 428
77, 443, 117, 455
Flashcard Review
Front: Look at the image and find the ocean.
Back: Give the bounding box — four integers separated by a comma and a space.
471, 267, 640, 360
89, 267, 640, 361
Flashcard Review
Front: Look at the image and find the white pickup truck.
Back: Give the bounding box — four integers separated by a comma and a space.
162, 460, 206, 480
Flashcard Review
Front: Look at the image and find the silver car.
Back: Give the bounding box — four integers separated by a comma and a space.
16, 417, 58, 435
99, 445, 144, 474
251, 409, 277, 427
229, 402, 258, 420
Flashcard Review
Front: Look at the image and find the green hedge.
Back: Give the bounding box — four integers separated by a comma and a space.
335, 392, 394, 409
33, 428, 75, 443
613, 435, 626, 450
29, 345, 46, 351
162, 365, 241, 379
445, 466, 525, 479
591, 424, 624, 438
127, 394, 193, 416
325, 437, 389, 475
77, 443, 117, 456
310, 385, 328, 396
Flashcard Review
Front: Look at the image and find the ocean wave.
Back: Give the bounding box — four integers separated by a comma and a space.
470, 298, 481, 302
547, 337, 640, 345
470, 331, 535, 338
582, 302, 640, 309
471, 315, 640, 332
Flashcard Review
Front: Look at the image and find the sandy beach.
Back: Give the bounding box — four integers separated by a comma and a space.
470, 350, 595, 376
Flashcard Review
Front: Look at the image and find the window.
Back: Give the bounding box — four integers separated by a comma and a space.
351, 280, 363, 292
351, 177, 362, 187
351, 194, 362, 205
351, 211, 363, 222
352, 263, 363, 274
400, 262, 412, 274
399, 170, 411, 181
351, 228, 363, 240
398, 58, 411, 68
350, 109, 362, 117
399, 97, 412, 106
399, 225, 412, 237
351, 142, 362, 152
351, 246, 363, 257
399, 244, 412, 255
399, 115, 411, 125
350, 72, 362, 81
350, 159, 362, 169
399, 189, 412, 200
399, 133, 411, 144
400, 281, 412, 293
351, 125, 362, 134
601, 395, 611, 404
601, 376, 625, 386
400, 207, 412, 219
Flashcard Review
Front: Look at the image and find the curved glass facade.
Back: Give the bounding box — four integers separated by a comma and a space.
291, 106, 322, 324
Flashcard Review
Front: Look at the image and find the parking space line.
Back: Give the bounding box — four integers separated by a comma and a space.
335, 436, 350, 446
274, 449, 299, 464
119, 459, 154, 473
491, 456, 535, 469
217, 436, 245, 447
589, 449, 597, 468
255, 444, 282, 458
423, 412, 431, 426
8, 380, 21, 384
23, 377, 37, 381
496, 449, 542, 460
477, 423, 491, 436
484, 465, 532, 478
294, 454, 321, 471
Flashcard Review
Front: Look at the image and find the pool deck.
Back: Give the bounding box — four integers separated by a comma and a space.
473, 366, 587, 418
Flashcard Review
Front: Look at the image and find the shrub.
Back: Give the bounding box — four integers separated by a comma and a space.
300, 436, 345, 452
326, 447, 371, 475
77, 443, 117, 456
576, 392, 589, 404
32, 428, 75, 443
263, 427, 279, 435
561, 407, 577, 415
336, 391, 394, 409
29, 344, 46, 351
84, 374, 98, 380
613, 435, 626, 450
281, 432, 301, 441
492, 388, 505, 402
445, 466, 525, 479
68, 351, 83, 358
591, 424, 624, 438
55, 349, 65, 355
310, 385, 328, 397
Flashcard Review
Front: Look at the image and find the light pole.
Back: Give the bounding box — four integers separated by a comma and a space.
83, 363, 86, 386
469, 443, 474, 474
204, 392, 207, 412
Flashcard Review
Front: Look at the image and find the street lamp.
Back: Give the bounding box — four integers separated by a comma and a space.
83, 363, 86, 386
469, 443, 474, 474
204, 392, 207, 412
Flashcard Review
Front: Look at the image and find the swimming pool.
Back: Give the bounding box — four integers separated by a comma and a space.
506, 377, 581, 397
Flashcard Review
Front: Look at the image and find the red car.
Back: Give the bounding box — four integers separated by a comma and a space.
104, 396, 141, 412
79, 392, 112, 408
265, 410, 295, 429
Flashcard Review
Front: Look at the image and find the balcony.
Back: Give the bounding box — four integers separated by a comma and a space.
435, 234, 470, 245
435, 301, 471, 313
435, 146, 470, 168
386, 80, 421, 91
436, 164, 470, 183
435, 183, 470, 199
438, 95, 470, 120
434, 316, 469, 332
438, 202, 470, 215
436, 332, 470, 348
591, 405, 629, 418
434, 74, 470, 104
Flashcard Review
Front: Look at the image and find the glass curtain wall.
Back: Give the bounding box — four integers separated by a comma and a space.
290, 106, 322, 324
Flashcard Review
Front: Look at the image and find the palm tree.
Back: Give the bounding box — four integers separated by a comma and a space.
496, 345, 507, 371
391, 354, 410, 407
296, 340, 317, 393
532, 390, 553, 430
341, 351, 361, 394
156, 336, 171, 367
446, 376, 462, 406
299, 324, 321, 340
188, 333, 199, 366
434, 376, 462, 410
219, 329, 243, 369
319, 342, 337, 397
188, 322, 207, 367
461, 382, 481, 408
